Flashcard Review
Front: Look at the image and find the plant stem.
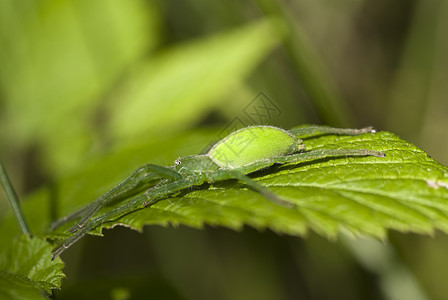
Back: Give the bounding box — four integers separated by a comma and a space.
0, 160, 31, 235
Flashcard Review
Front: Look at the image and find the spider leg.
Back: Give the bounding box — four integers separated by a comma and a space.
52, 175, 206, 259
50, 201, 98, 230
52, 193, 147, 260
237, 149, 384, 174
51, 164, 181, 232
205, 149, 384, 208
289, 125, 376, 138
208, 170, 294, 207
142, 176, 206, 207
211, 149, 381, 181
269, 149, 385, 165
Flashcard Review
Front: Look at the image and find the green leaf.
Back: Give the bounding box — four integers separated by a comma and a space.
0, 0, 156, 174
48, 127, 448, 245
0, 235, 65, 294
0, 271, 45, 300
106, 18, 282, 140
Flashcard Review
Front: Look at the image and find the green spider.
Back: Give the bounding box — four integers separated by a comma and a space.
51, 125, 385, 260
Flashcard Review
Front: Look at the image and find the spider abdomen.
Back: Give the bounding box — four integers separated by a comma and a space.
208, 126, 301, 169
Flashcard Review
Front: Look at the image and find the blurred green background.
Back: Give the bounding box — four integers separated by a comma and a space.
1, 0, 448, 299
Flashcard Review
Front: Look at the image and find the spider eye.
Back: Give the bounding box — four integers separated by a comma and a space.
174, 159, 181, 166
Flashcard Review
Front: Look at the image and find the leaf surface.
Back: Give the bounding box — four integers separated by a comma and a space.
0, 235, 65, 295
48, 128, 448, 242
0, 271, 45, 300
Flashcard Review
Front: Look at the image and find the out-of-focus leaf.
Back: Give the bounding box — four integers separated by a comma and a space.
0, 0, 156, 174
0, 235, 65, 294
107, 18, 282, 140
0, 271, 45, 300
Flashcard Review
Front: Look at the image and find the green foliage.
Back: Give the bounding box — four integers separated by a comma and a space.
106, 18, 281, 140
0, 0, 156, 175
45, 128, 448, 243
0, 235, 65, 297
0, 1, 281, 176
0, 272, 45, 300
1, 0, 448, 298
